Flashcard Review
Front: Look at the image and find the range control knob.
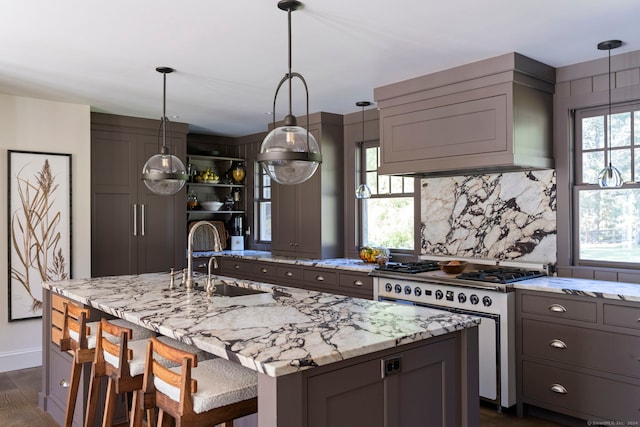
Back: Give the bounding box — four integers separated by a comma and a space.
404, 285, 412, 295
385, 283, 393, 293
470, 294, 479, 305
414, 287, 422, 297
482, 296, 492, 307
458, 293, 467, 303
394, 284, 402, 294
435, 290, 444, 300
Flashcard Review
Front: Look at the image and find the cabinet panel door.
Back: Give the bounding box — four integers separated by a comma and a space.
271, 184, 298, 254
307, 358, 385, 427
92, 132, 138, 276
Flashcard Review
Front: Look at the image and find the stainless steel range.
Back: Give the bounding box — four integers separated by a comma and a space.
371, 257, 549, 411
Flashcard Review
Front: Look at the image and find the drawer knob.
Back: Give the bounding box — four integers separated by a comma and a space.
353, 280, 364, 287
316, 275, 324, 282
549, 339, 567, 349
59, 379, 70, 388
548, 304, 567, 313
549, 383, 568, 394
261, 268, 268, 273
285, 271, 293, 277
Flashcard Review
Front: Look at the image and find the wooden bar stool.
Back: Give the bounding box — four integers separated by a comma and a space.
59, 301, 155, 427
87, 318, 216, 427
135, 336, 257, 427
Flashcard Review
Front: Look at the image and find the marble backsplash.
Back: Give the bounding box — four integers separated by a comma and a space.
421, 170, 556, 265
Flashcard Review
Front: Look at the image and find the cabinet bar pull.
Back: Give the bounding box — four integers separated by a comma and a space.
285, 271, 293, 277
548, 304, 567, 313
140, 204, 146, 236
549, 384, 567, 394
549, 339, 567, 349
260, 268, 268, 273
316, 275, 324, 282
133, 204, 138, 236
353, 280, 364, 287
60, 379, 70, 388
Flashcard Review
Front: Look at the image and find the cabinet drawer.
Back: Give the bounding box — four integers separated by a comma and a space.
603, 302, 640, 330
303, 268, 338, 290
522, 319, 640, 378
49, 346, 75, 410
338, 273, 373, 298
522, 360, 640, 420
276, 265, 304, 285
220, 258, 254, 280
251, 261, 277, 282
521, 293, 596, 323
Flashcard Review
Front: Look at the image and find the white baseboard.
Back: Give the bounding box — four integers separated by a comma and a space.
0, 347, 42, 372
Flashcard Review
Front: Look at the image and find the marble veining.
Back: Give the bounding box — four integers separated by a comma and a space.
192, 250, 376, 273
421, 170, 556, 264
42, 273, 478, 377
513, 275, 640, 302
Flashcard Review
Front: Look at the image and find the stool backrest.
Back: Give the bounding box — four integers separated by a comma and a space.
96, 319, 134, 378
142, 337, 198, 415
60, 302, 90, 352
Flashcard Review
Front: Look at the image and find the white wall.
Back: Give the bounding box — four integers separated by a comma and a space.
0, 94, 90, 372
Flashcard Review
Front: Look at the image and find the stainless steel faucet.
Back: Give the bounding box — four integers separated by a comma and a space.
186, 221, 222, 289
205, 256, 218, 296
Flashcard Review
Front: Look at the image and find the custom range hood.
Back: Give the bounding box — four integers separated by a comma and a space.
374, 52, 556, 177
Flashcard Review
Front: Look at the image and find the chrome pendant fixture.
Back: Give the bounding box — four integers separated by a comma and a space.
597, 40, 623, 188
257, 0, 322, 185
141, 67, 188, 195
355, 101, 372, 199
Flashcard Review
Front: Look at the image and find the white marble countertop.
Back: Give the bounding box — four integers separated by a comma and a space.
513, 275, 640, 302
42, 272, 479, 377
193, 250, 377, 273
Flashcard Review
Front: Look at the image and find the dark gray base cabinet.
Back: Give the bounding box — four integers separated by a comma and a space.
218, 257, 374, 299
259, 329, 479, 427
516, 290, 640, 422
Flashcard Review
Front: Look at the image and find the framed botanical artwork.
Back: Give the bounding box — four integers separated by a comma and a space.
8, 150, 72, 321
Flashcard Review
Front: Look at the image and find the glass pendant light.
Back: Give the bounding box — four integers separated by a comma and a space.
597, 40, 623, 188
141, 67, 188, 195
257, 0, 322, 185
355, 101, 372, 199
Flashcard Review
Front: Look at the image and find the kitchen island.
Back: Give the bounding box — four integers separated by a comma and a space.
42, 272, 480, 427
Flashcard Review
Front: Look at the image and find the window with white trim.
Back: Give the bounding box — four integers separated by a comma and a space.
360, 143, 415, 250
574, 104, 640, 264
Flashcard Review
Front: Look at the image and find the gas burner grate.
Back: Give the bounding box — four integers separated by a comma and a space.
456, 268, 546, 284
375, 261, 441, 274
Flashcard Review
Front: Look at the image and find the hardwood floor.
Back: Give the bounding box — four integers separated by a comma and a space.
2, 366, 573, 427
0, 366, 57, 427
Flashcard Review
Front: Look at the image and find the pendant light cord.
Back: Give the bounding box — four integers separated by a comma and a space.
607, 47, 612, 170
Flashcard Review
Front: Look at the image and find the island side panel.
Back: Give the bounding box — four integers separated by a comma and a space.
258, 329, 479, 427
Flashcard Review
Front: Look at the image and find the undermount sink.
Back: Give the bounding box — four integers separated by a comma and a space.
208, 283, 267, 297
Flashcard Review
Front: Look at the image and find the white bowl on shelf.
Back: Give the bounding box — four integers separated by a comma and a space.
201, 201, 223, 211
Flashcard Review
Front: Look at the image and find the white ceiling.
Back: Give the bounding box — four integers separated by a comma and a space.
1, 0, 638, 136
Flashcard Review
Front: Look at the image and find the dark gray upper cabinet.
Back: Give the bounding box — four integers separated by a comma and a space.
271, 112, 344, 259
91, 113, 187, 277
374, 53, 555, 177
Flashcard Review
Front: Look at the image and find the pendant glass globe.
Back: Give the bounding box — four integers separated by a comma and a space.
598, 164, 623, 188
355, 183, 371, 199
259, 125, 321, 185
142, 149, 187, 195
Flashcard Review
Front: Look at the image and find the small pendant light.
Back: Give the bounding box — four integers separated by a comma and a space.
257, 0, 322, 185
355, 101, 372, 199
141, 67, 188, 195
597, 40, 623, 188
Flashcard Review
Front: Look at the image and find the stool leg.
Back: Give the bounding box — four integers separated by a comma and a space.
84, 360, 105, 427
64, 354, 83, 427
102, 377, 118, 427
